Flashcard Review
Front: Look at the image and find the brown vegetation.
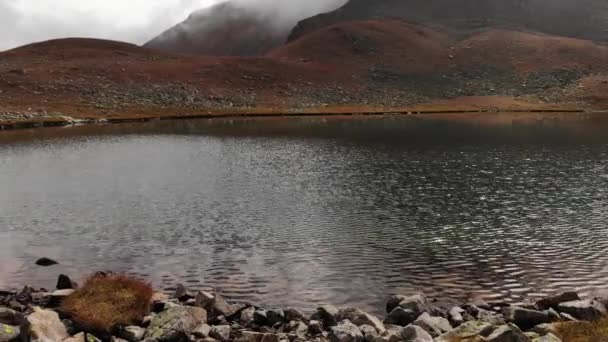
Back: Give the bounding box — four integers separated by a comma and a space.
60, 274, 153, 332
556, 318, 608, 342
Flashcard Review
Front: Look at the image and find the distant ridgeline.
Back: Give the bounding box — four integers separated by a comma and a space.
289, 0, 608, 42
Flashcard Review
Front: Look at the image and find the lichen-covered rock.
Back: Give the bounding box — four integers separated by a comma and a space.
383, 307, 419, 326
337, 308, 385, 333
503, 307, 551, 330
400, 324, 433, 342
484, 324, 529, 342
556, 299, 607, 321
477, 308, 506, 325
411, 313, 452, 337
530, 323, 560, 336
21, 307, 69, 342
144, 305, 206, 341
0, 323, 19, 342
0, 308, 23, 326
120, 326, 146, 342
329, 320, 363, 342
435, 321, 493, 342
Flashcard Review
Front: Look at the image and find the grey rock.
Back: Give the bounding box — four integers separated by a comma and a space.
287, 321, 308, 337
266, 309, 285, 326
546, 308, 561, 322
557, 299, 606, 321
192, 324, 211, 338
112, 338, 129, 342
358, 325, 378, 342
309, 320, 324, 335
536, 292, 580, 310
240, 307, 256, 325
284, 309, 305, 323
537, 333, 562, 342
483, 324, 529, 342
174, 284, 193, 301
254, 310, 269, 326
56, 274, 77, 290
400, 324, 433, 342
559, 312, 578, 321
35, 258, 58, 266
261, 333, 280, 342
0, 323, 19, 342
411, 313, 452, 337
194, 291, 236, 318
329, 320, 363, 342
448, 307, 465, 326
209, 325, 231, 341
121, 326, 146, 342
435, 321, 494, 342
312, 305, 340, 327
383, 307, 419, 326
503, 306, 551, 330
145, 305, 207, 341
337, 308, 385, 333
21, 307, 69, 342
236, 331, 265, 342
0, 308, 23, 326
530, 323, 560, 336
478, 308, 506, 325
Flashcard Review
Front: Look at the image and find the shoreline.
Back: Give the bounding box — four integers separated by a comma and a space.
1, 272, 606, 342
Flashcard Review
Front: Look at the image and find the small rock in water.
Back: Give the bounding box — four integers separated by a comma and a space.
536, 292, 580, 310
56, 274, 77, 290
35, 257, 58, 266
557, 299, 607, 321
174, 283, 193, 301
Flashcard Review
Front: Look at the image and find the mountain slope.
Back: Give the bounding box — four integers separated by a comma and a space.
289, 0, 608, 43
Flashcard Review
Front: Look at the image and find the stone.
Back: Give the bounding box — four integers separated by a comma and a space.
260, 333, 280, 342
193, 324, 211, 338
435, 321, 494, 342
35, 258, 58, 266
337, 308, 385, 333
530, 323, 560, 336
145, 305, 207, 341
235, 331, 264, 342
537, 333, 562, 342
386, 293, 428, 314
0, 308, 23, 326
411, 313, 452, 337
448, 307, 465, 326
112, 338, 129, 342
358, 325, 378, 342
120, 326, 146, 342
400, 324, 433, 342
63, 332, 85, 342
309, 320, 324, 335
536, 292, 580, 310
266, 309, 285, 326
240, 307, 256, 325
557, 299, 607, 321
312, 305, 340, 327
0, 323, 19, 342
503, 306, 551, 330
559, 313, 578, 321
209, 325, 231, 341
546, 308, 560, 322
284, 309, 305, 322
21, 307, 69, 342
151, 292, 170, 303
329, 320, 363, 342
383, 307, 418, 326
288, 321, 308, 337
254, 310, 269, 326
194, 292, 236, 319
483, 324, 528, 342
174, 284, 193, 301
478, 308, 506, 325
56, 275, 77, 290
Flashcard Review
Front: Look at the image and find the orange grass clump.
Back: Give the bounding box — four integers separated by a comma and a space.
556, 318, 608, 342
60, 274, 154, 332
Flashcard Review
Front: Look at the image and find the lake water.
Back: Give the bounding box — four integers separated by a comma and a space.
1, 113, 608, 314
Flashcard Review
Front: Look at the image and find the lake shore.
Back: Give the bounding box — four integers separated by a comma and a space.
1, 272, 606, 342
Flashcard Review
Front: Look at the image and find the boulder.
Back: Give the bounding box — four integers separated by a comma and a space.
448, 307, 465, 326
240, 307, 256, 325
254, 310, 269, 326
0, 323, 19, 342
337, 308, 385, 333
530, 323, 560, 336
411, 313, 452, 337
435, 321, 493, 342
503, 307, 551, 330
400, 324, 433, 342
537, 333, 562, 342
483, 324, 528, 342
21, 307, 69, 342
194, 291, 236, 318
193, 324, 211, 338
0, 308, 23, 326
308, 320, 324, 335
260, 333, 280, 342
173, 284, 193, 302
477, 308, 506, 325
329, 320, 363, 342
144, 305, 207, 341
56, 275, 77, 290
34, 258, 58, 266
209, 325, 231, 341
557, 299, 606, 321
358, 324, 378, 342
386, 293, 428, 314
383, 307, 419, 326
120, 326, 146, 342
311, 305, 340, 327
63, 332, 85, 342
287, 320, 308, 337
236, 331, 265, 342
536, 292, 580, 311
284, 308, 305, 322
266, 309, 285, 326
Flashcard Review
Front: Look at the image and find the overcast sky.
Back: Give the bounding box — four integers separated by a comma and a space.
0, 0, 223, 51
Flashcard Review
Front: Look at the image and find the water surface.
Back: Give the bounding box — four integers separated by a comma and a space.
1, 113, 608, 313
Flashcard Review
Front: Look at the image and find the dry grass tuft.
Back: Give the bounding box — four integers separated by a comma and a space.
556, 318, 608, 342
60, 274, 154, 332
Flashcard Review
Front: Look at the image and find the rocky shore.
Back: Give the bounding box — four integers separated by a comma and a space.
1, 272, 606, 342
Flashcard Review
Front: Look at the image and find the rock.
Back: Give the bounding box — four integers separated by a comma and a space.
530, 323, 560, 336
21, 307, 69, 342
478, 308, 506, 325
536, 292, 580, 310
260, 333, 280, 342
194, 291, 236, 319
63, 332, 86, 342
400, 324, 433, 342
56, 275, 77, 290
266, 309, 285, 326
383, 307, 418, 326
284, 309, 305, 323
112, 338, 129, 342
537, 333, 562, 342
411, 313, 452, 337
35, 258, 58, 266
448, 307, 465, 326
120, 326, 146, 342
0, 323, 19, 342
309, 320, 324, 335
254, 310, 269, 326
287, 321, 308, 337
48, 290, 76, 307
193, 324, 211, 338
337, 308, 385, 333
236, 331, 264, 342
0, 308, 23, 326
503, 307, 551, 330
240, 307, 256, 325
151, 292, 170, 303
559, 313, 578, 321
557, 299, 606, 321
174, 284, 193, 301
312, 305, 340, 327
435, 321, 494, 342
329, 320, 363, 342
209, 325, 231, 341
358, 325, 377, 342
386, 293, 428, 314
483, 324, 528, 342
546, 308, 560, 322
145, 305, 207, 341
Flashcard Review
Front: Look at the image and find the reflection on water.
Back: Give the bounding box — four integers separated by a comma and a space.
1, 113, 608, 314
